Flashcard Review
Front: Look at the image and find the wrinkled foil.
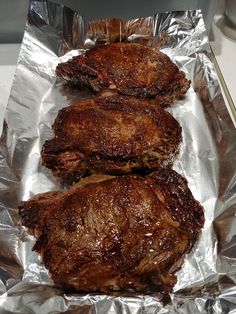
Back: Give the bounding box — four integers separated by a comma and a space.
0, 0, 236, 313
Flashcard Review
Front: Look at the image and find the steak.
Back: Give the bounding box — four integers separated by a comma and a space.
56, 43, 190, 106
18, 168, 204, 293
41, 94, 182, 183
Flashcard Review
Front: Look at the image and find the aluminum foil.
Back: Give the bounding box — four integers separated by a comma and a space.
0, 1, 236, 313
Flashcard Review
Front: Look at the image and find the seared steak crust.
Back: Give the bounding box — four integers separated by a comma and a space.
56, 43, 190, 106
18, 168, 204, 293
41, 94, 182, 183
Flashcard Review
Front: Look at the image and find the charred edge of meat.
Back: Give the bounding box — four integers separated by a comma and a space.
150, 167, 204, 244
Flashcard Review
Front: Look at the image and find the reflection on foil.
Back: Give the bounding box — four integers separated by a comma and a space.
0, 0, 236, 313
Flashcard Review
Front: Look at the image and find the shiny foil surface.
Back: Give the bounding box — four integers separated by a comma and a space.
0, 1, 236, 313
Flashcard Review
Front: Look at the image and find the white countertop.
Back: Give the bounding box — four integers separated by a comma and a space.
0, 44, 21, 134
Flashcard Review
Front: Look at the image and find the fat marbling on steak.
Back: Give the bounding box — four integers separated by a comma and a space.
18, 168, 204, 293
56, 43, 190, 106
41, 94, 182, 183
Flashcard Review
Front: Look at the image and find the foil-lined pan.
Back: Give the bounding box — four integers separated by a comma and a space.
0, 0, 236, 312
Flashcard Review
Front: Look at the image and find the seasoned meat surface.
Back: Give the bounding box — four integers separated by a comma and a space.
56, 43, 190, 106
19, 168, 204, 293
41, 94, 182, 183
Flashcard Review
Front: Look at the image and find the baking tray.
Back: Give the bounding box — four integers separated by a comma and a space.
0, 1, 236, 313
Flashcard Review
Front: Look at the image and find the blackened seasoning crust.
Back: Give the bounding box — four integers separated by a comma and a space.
41, 94, 182, 183
56, 43, 190, 106
19, 168, 204, 293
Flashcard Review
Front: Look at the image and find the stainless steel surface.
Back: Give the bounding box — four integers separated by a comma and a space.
0, 0, 217, 43
54, 0, 217, 30
0, 0, 28, 43
225, 0, 236, 25
0, 1, 236, 313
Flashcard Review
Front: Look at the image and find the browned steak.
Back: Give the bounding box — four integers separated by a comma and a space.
41, 94, 182, 183
18, 168, 204, 293
56, 43, 190, 106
